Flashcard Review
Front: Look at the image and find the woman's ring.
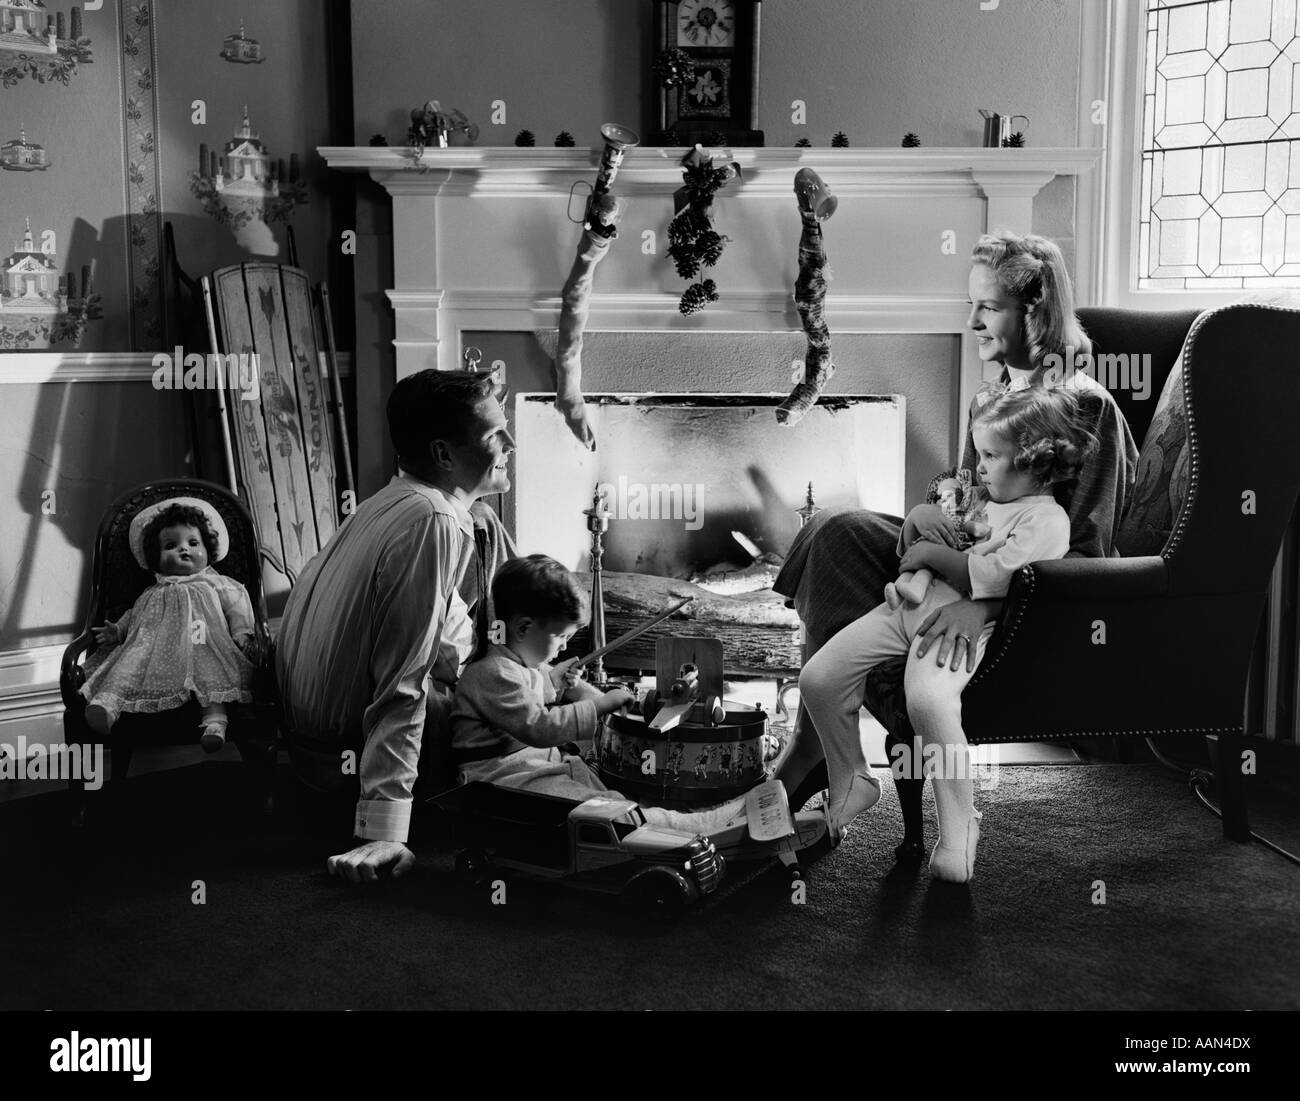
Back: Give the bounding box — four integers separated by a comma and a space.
955, 633, 972, 644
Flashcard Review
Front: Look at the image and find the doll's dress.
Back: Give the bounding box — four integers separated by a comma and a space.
80, 567, 256, 715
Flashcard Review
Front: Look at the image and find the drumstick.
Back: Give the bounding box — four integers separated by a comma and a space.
575, 596, 694, 667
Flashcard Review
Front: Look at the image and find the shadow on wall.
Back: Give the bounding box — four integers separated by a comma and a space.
1, 214, 246, 651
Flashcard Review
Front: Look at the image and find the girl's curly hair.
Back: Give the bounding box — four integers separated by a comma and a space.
972, 387, 1100, 487
142, 503, 220, 572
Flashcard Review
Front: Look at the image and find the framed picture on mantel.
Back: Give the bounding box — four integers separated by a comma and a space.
650, 0, 764, 147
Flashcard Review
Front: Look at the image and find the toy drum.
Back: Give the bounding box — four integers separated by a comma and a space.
596, 702, 769, 808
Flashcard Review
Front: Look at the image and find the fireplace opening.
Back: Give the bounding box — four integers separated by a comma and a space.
515, 392, 905, 579
513, 392, 905, 675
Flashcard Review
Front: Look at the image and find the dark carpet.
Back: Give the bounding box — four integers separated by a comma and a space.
2, 759, 1297, 1011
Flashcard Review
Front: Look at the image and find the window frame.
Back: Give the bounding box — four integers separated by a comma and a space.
1091, 0, 1289, 309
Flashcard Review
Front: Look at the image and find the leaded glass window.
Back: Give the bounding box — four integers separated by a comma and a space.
1140, 0, 1300, 289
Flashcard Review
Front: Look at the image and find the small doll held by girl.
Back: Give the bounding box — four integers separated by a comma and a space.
885, 467, 993, 609
798, 386, 1098, 882
450, 554, 750, 834
80, 498, 257, 752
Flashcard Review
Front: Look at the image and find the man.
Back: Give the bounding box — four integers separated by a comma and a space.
276, 370, 514, 883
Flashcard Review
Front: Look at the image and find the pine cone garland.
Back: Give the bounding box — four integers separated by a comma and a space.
368, 133, 389, 147
794, 137, 812, 148
901, 132, 921, 147
554, 131, 576, 147
679, 279, 719, 315
514, 129, 536, 147
698, 230, 725, 267
831, 131, 849, 148
1002, 131, 1026, 147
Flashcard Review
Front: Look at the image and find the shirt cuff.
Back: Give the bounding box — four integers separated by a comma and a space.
354, 798, 412, 843
967, 557, 1009, 601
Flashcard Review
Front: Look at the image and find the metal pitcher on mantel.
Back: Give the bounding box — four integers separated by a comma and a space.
979, 110, 1030, 147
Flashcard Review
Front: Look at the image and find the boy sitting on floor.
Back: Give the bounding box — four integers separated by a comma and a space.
450, 554, 748, 833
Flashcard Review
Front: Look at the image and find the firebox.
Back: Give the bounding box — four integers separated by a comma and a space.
514, 392, 905, 579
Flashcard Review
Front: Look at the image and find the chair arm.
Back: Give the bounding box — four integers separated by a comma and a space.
59, 632, 94, 710
1010, 555, 1168, 603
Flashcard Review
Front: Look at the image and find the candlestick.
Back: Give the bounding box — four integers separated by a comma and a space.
796, 482, 822, 528
583, 486, 612, 684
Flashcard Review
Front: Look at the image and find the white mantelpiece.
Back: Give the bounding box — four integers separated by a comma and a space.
320, 145, 1101, 407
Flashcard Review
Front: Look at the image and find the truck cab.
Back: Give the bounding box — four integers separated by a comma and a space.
431, 783, 725, 915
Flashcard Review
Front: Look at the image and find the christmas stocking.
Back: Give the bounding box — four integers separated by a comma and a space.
555, 192, 621, 452
776, 168, 837, 427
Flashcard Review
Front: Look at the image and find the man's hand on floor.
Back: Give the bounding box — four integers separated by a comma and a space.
327, 840, 415, 883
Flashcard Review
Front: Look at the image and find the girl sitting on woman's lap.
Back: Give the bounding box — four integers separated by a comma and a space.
798, 386, 1098, 882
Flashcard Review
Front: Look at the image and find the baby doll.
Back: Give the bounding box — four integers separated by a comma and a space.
80, 497, 257, 752
884, 468, 992, 609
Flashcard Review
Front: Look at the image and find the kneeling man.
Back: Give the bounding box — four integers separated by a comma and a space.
276, 370, 513, 882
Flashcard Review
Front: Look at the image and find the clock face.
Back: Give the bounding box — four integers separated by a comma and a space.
677, 0, 736, 48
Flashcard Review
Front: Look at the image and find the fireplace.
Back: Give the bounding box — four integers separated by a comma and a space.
320, 143, 1101, 669
515, 391, 903, 579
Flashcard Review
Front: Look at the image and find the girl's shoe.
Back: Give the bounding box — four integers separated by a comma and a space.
200, 722, 227, 754
929, 810, 982, 883
826, 770, 882, 841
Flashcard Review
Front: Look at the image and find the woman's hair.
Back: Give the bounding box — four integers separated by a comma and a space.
972, 387, 1100, 487
387, 369, 499, 470
142, 503, 220, 571
970, 231, 1089, 371
491, 554, 589, 626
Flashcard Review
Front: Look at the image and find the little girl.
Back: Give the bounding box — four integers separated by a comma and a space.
81, 498, 257, 752
798, 386, 1097, 881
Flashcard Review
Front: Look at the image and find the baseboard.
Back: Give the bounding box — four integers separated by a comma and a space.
0, 644, 66, 753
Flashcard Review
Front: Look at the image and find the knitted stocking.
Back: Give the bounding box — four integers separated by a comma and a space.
776, 212, 834, 426
555, 193, 621, 452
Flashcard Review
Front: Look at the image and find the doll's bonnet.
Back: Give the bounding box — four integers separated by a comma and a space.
128, 496, 230, 571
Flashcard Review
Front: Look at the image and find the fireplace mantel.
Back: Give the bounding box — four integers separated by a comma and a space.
321, 145, 1101, 404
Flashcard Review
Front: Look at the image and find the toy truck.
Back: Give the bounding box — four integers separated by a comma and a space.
431, 781, 726, 918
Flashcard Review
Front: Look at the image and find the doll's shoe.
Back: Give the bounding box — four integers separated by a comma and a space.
883, 582, 903, 610
794, 168, 838, 221
200, 722, 227, 754
84, 703, 116, 736
929, 810, 981, 884
826, 770, 882, 842
893, 577, 929, 605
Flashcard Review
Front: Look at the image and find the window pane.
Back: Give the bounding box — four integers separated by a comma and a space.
1139, 0, 1298, 288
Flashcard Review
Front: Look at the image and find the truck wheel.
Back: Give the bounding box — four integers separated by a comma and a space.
623, 870, 689, 922
455, 848, 492, 886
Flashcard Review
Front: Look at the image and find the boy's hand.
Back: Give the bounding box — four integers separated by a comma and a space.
906, 504, 959, 548
596, 687, 635, 716
548, 657, 583, 691
92, 622, 121, 647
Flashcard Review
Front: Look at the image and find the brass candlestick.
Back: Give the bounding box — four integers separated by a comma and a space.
584, 487, 612, 684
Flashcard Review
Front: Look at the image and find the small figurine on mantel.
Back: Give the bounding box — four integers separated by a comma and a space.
407, 100, 479, 159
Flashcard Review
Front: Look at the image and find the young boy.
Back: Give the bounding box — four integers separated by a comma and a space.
450, 554, 633, 799
450, 554, 750, 832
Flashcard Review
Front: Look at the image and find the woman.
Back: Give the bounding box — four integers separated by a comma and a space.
773, 231, 1139, 811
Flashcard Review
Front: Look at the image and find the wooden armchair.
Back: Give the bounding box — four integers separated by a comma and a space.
853, 302, 1300, 849
59, 479, 278, 822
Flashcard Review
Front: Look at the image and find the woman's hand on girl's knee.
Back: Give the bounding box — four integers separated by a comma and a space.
914, 600, 987, 673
